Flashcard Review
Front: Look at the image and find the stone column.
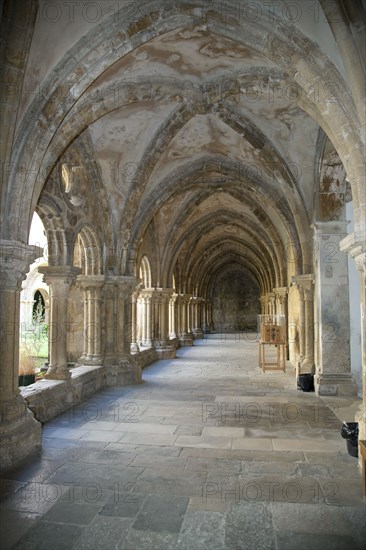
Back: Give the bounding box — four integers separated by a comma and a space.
274, 287, 287, 317
77, 275, 105, 364
0, 240, 42, 472
146, 295, 152, 347
313, 222, 357, 395
19, 299, 34, 329
291, 280, 305, 368
179, 294, 193, 346
202, 299, 207, 332
187, 297, 193, 334
152, 288, 176, 358
192, 297, 204, 338
198, 298, 203, 333
138, 289, 153, 347
207, 301, 214, 331
39, 266, 81, 380
292, 275, 315, 375
169, 293, 178, 339
340, 232, 366, 442
103, 276, 141, 386
130, 289, 139, 354
267, 293, 275, 316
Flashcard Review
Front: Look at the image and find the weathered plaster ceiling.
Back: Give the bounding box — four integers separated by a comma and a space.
27, 1, 349, 293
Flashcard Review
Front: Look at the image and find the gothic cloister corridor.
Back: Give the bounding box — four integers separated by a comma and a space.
1, 1, 366, 548
1, 335, 364, 550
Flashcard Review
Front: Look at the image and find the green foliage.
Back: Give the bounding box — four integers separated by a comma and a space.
20, 295, 48, 373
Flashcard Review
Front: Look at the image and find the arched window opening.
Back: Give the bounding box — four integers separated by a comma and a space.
19, 213, 49, 385
139, 255, 152, 288
32, 290, 46, 323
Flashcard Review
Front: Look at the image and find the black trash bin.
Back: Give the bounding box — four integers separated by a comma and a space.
340, 422, 358, 458
297, 373, 314, 392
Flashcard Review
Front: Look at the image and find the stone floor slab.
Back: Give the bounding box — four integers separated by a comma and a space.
177, 510, 226, 549
72, 516, 133, 550
118, 528, 178, 549
11, 521, 84, 550
132, 494, 189, 533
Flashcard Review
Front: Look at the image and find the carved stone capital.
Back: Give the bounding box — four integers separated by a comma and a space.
340, 231, 366, 272
291, 274, 314, 300
39, 266, 81, 287
274, 287, 288, 303
76, 275, 105, 291
0, 240, 43, 289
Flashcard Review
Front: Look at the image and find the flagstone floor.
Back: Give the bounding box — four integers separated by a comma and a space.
1, 334, 365, 549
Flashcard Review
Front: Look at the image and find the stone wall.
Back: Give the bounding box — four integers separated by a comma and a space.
211, 270, 260, 331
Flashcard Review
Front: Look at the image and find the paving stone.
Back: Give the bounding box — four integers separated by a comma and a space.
272, 438, 344, 452
0, 508, 42, 550
99, 490, 145, 517
187, 496, 227, 513
119, 432, 177, 446
77, 449, 136, 466
1, 459, 64, 483
73, 516, 133, 549
0, 479, 26, 501
174, 435, 232, 449
202, 426, 245, 437
185, 457, 242, 473
118, 528, 178, 549
1, 481, 67, 514
275, 531, 361, 550
138, 468, 207, 497
47, 462, 143, 488
225, 501, 276, 549
11, 521, 83, 550
60, 484, 114, 504
79, 430, 125, 442
42, 438, 107, 450
132, 494, 189, 532
177, 510, 226, 549
271, 502, 356, 536
232, 438, 274, 451
341, 505, 366, 548
130, 454, 187, 470
243, 462, 299, 475
174, 425, 204, 435
113, 421, 178, 434
42, 500, 101, 524
39, 446, 90, 462
105, 443, 182, 456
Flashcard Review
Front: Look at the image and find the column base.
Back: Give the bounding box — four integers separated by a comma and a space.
0, 398, 42, 473
179, 333, 193, 346
44, 365, 71, 381
155, 346, 176, 359
141, 340, 152, 348
130, 343, 140, 355
315, 372, 359, 396
81, 355, 103, 366
170, 337, 180, 349
193, 329, 204, 339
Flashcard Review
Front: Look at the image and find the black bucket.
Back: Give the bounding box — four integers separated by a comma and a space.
297, 373, 314, 392
340, 422, 358, 458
